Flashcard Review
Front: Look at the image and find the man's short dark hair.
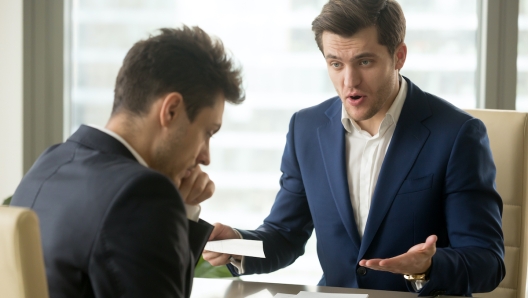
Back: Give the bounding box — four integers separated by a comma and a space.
113, 26, 245, 121
312, 0, 406, 55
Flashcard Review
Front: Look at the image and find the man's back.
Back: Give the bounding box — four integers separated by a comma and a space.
12, 126, 192, 297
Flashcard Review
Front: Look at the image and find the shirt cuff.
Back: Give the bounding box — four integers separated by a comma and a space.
230, 229, 245, 274
184, 204, 201, 222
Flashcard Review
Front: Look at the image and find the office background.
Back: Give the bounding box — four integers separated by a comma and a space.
0, 0, 525, 285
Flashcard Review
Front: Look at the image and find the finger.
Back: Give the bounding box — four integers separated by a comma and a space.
202, 250, 223, 259
424, 235, 438, 248
379, 250, 432, 274
367, 258, 407, 274
178, 167, 201, 200
203, 251, 231, 266
409, 235, 437, 256
202, 250, 222, 259
209, 223, 225, 241
361, 258, 401, 274
187, 172, 212, 204
407, 235, 438, 255
363, 259, 385, 268
358, 259, 367, 266
206, 253, 230, 266
188, 180, 214, 205
378, 255, 405, 269
209, 223, 238, 241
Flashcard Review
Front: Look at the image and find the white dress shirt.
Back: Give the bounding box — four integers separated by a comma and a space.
341, 77, 407, 238
87, 125, 201, 222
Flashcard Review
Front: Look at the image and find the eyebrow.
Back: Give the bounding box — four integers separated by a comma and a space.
325, 52, 378, 60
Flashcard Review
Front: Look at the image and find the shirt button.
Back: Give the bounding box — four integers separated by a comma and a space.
356, 266, 367, 276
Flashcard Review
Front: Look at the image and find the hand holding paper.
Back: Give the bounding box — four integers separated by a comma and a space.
203, 222, 260, 266
204, 239, 265, 258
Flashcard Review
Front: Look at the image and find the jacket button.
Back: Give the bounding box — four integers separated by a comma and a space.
356, 266, 367, 276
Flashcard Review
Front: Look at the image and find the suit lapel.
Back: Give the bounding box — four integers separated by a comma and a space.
317, 99, 361, 251
359, 79, 432, 259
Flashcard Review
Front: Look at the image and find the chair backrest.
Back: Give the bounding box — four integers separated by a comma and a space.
0, 206, 49, 298
465, 109, 528, 298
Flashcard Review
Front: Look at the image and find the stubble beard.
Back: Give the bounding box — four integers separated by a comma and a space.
152, 125, 186, 180
345, 70, 398, 123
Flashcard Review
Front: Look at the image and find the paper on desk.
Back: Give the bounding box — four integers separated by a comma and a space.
273, 294, 296, 298
204, 239, 265, 258
295, 292, 368, 298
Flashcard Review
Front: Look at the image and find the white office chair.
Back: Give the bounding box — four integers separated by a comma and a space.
465, 109, 528, 298
0, 206, 49, 298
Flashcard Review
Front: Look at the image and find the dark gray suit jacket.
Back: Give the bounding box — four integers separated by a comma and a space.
12, 125, 210, 298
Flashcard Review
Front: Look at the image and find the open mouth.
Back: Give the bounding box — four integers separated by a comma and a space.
346, 94, 365, 106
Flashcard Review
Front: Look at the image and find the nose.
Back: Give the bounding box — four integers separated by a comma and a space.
343, 66, 360, 88
197, 142, 210, 166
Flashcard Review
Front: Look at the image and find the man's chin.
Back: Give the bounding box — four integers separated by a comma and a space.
345, 107, 368, 122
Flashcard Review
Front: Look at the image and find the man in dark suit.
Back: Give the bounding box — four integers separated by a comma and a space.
12, 26, 244, 298
204, 0, 505, 296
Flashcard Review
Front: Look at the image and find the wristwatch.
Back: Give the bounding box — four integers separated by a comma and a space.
404, 273, 429, 292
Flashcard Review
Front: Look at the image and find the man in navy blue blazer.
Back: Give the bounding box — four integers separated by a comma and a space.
12, 27, 244, 297
204, 0, 505, 296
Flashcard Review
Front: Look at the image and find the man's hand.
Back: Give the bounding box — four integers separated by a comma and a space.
359, 235, 437, 275
176, 165, 215, 205
202, 223, 241, 266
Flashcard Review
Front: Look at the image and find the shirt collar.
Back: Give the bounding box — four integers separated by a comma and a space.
87, 124, 149, 167
341, 75, 408, 134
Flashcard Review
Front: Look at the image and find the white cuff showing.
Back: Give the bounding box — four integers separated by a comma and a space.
230, 228, 245, 274
184, 204, 201, 222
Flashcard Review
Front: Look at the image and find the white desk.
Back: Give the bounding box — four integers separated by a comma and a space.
191, 278, 469, 298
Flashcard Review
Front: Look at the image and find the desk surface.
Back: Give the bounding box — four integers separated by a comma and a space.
190, 278, 467, 298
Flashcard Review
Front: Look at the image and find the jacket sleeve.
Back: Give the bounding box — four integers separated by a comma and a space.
419, 118, 505, 296
88, 171, 194, 298
229, 112, 315, 275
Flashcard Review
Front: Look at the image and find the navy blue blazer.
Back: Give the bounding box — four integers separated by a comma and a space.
233, 77, 505, 296
12, 126, 206, 298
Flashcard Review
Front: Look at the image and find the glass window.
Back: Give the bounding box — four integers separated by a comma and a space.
68, 0, 479, 285
399, 0, 479, 109
518, 0, 528, 111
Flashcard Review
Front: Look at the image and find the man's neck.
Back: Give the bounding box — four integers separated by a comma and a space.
105, 114, 155, 166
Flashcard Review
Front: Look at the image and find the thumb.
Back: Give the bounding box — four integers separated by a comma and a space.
425, 235, 438, 246
422, 235, 438, 254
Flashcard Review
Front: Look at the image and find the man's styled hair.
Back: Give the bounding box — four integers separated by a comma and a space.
312, 0, 406, 55
112, 26, 245, 121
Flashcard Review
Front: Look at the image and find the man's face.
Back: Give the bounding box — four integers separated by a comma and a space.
152, 94, 224, 183
322, 26, 405, 124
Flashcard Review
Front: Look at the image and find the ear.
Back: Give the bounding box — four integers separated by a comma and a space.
394, 42, 407, 70
159, 92, 185, 128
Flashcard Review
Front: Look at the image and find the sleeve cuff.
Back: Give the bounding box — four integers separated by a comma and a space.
230, 229, 245, 274
184, 204, 201, 222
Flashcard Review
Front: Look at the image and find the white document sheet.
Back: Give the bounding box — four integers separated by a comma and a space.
273, 294, 296, 298
204, 239, 265, 258
295, 292, 368, 298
